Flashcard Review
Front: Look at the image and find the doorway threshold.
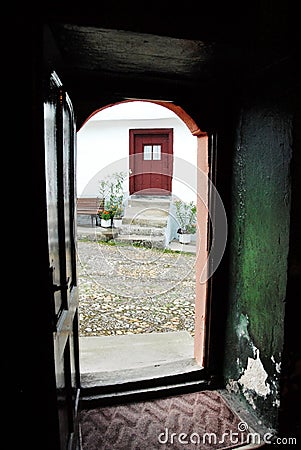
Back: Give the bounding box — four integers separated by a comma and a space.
79, 331, 209, 408
80, 331, 201, 385
80, 331, 194, 373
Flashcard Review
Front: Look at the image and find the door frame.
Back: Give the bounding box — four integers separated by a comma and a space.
77, 102, 211, 402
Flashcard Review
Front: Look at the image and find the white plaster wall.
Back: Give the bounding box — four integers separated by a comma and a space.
77, 102, 197, 202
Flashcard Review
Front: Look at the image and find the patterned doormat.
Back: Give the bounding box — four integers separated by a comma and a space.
79, 390, 249, 449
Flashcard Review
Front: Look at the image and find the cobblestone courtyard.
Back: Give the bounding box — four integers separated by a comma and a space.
77, 240, 196, 337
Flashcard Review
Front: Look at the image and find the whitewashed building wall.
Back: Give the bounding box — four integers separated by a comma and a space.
77, 102, 197, 204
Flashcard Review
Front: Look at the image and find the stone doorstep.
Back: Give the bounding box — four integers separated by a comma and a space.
121, 217, 168, 227
122, 197, 171, 223
128, 196, 172, 209
80, 358, 202, 389
79, 331, 195, 376
118, 224, 166, 236
114, 234, 166, 248
124, 207, 170, 216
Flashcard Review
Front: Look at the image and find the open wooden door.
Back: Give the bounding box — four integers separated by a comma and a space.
44, 71, 80, 449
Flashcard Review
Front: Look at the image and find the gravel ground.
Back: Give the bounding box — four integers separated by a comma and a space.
77, 239, 196, 337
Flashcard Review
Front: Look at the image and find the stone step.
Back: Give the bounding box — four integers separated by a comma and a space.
122, 205, 169, 227
124, 206, 169, 217
122, 195, 171, 229
127, 197, 171, 209
117, 195, 172, 241
114, 234, 166, 249
118, 225, 166, 236
122, 216, 168, 227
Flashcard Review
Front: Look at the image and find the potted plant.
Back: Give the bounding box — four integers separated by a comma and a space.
98, 170, 128, 227
112, 206, 123, 228
174, 200, 197, 244
100, 209, 112, 227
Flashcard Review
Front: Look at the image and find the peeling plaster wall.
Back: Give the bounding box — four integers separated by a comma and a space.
223, 96, 293, 429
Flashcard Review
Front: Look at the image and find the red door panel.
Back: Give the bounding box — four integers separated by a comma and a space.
129, 129, 173, 195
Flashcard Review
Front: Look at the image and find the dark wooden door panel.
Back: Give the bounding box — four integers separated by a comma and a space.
44, 71, 80, 449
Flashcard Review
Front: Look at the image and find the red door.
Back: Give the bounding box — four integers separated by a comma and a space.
129, 129, 173, 195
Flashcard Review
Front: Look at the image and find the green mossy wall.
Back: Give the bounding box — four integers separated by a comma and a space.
223, 97, 292, 428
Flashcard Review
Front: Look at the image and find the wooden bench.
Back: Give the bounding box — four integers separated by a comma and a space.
77, 197, 102, 226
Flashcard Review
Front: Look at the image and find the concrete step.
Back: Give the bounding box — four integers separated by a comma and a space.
124, 206, 169, 217
119, 224, 166, 236
79, 331, 195, 376
123, 196, 171, 224
123, 205, 170, 228
114, 234, 166, 248
119, 195, 171, 238
78, 332, 205, 405
122, 216, 168, 227
128, 195, 172, 209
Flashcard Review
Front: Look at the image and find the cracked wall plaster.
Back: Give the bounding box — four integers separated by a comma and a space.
238, 348, 271, 399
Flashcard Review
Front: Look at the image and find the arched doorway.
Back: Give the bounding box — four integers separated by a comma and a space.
76, 100, 209, 383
